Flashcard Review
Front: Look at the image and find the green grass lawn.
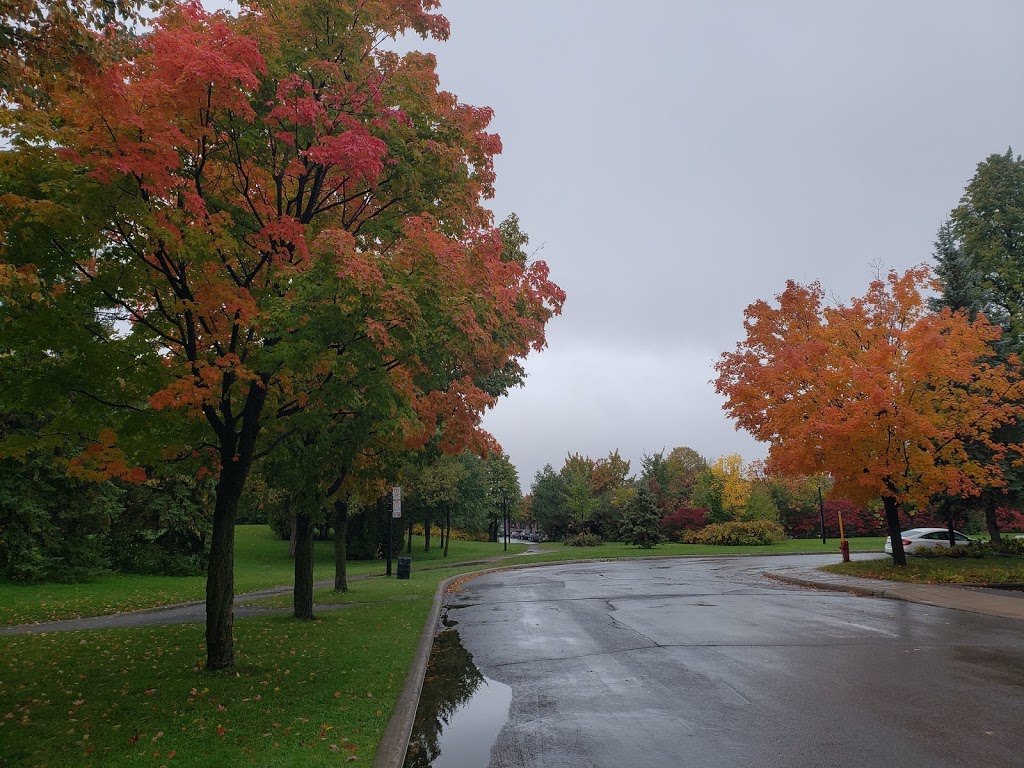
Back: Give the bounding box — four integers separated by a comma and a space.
0, 592, 438, 766
0, 528, 527, 626
0, 561, 492, 767
823, 556, 1024, 584
510, 537, 885, 565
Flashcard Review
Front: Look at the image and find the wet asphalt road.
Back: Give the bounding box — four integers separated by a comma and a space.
443, 556, 1024, 768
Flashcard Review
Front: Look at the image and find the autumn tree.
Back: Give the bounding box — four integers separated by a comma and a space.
641, 447, 707, 515
754, 469, 831, 538
0, 0, 562, 668
712, 454, 754, 520
690, 455, 769, 524
0, 0, 144, 100
663, 446, 708, 506
586, 450, 631, 538
715, 266, 1024, 565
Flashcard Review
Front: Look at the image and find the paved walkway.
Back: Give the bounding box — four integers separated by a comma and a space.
4, 550, 1024, 635
0, 546, 547, 636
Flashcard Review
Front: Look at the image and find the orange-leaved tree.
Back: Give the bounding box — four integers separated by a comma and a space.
714, 266, 1024, 565
0, 0, 563, 668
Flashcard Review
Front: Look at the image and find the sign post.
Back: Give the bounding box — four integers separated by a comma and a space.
388, 486, 401, 576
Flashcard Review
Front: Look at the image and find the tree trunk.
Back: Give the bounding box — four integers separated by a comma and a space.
947, 519, 957, 547
205, 434, 258, 669
883, 495, 907, 566
333, 499, 348, 593
986, 495, 1002, 543
204, 368, 268, 671
443, 508, 451, 558
293, 510, 314, 620
288, 511, 297, 558
424, 514, 431, 552
205, 468, 240, 671
406, 516, 413, 553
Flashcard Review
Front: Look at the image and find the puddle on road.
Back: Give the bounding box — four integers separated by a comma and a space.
404, 623, 511, 768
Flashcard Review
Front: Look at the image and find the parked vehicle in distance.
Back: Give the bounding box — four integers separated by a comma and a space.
884, 528, 977, 555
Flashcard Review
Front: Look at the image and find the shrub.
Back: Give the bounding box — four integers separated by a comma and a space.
784, 499, 886, 538
411, 523, 489, 542
108, 529, 208, 576
661, 506, 707, 539
913, 541, 985, 559
916, 537, 1024, 559
107, 478, 210, 577
564, 532, 602, 547
996, 537, 1024, 556
0, 455, 121, 583
682, 520, 786, 546
996, 507, 1024, 532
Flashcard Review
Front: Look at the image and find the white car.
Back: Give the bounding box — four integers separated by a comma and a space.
884, 527, 976, 555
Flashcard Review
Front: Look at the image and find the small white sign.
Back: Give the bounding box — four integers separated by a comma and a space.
392, 486, 402, 518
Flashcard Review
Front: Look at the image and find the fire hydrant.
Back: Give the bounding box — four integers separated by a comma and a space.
839, 539, 850, 563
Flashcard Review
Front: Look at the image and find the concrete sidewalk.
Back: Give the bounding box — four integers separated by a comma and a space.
765, 559, 1024, 621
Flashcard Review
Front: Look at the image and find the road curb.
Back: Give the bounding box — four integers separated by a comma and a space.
371, 566, 495, 768
764, 571, 895, 599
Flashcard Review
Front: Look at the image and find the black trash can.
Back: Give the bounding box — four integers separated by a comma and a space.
397, 556, 411, 580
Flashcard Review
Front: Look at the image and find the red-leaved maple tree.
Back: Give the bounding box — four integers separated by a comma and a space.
715, 266, 1024, 565
1, 0, 562, 668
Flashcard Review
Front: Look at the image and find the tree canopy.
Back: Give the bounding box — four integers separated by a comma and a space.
715, 266, 1024, 564
0, 0, 562, 667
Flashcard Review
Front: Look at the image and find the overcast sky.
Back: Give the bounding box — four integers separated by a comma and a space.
393, 0, 1024, 490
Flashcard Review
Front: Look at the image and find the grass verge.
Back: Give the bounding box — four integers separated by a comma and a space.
504, 536, 885, 565
0, 569, 461, 767
0, 528, 526, 626
823, 556, 1024, 584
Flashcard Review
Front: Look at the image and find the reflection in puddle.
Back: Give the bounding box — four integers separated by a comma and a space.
404, 625, 512, 768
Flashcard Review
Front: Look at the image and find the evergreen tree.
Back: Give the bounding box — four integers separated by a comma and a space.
621, 485, 664, 549
932, 149, 1024, 540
